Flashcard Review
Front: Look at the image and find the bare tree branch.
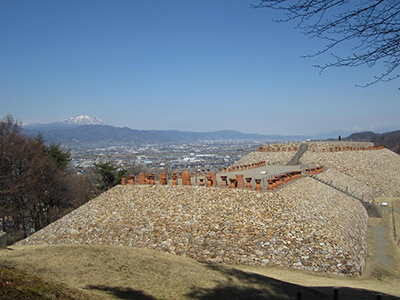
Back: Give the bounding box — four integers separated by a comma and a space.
252, 0, 400, 87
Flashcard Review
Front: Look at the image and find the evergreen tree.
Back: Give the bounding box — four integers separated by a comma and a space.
44, 143, 71, 170
94, 162, 126, 191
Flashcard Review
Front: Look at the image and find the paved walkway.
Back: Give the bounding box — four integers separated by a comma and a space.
370, 225, 393, 269
287, 143, 308, 165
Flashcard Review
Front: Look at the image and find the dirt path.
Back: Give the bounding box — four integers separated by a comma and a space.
370, 224, 393, 269
363, 197, 400, 280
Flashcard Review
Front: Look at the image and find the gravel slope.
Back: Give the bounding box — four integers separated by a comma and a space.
300, 149, 400, 197
18, 178, 368, 276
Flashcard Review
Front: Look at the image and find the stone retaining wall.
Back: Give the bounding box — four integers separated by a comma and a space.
18, 181, 368, 276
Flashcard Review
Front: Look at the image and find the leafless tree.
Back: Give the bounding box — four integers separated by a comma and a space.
252, 0, 400, 87
0, 115, 94, 241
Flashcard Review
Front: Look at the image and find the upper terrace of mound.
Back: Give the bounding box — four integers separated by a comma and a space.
233, 141, 398, 197
233, 141, 375, 166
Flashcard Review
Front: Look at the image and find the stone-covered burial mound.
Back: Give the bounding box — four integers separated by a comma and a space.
18, 177, 368, 276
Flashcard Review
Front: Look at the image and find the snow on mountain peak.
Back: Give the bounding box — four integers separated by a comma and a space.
59, 115, 108, 126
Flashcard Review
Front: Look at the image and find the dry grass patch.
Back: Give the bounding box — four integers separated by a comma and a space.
1, 245, 313, 300
1, 241, 399, 300
2, 197, 400, 300
0, 265, 91, 300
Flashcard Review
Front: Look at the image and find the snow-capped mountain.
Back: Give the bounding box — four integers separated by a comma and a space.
23, 115, 109, 131
58, 115, 108, 126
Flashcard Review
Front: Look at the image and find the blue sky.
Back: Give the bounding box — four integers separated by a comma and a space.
1, 0, 399, 136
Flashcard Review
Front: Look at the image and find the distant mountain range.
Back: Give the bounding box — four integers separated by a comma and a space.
22, 115, 400, 150
22, 115, 309, 146
23, 125, 308, 146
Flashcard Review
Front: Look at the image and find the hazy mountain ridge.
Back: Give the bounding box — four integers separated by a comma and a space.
23, 124, 310, 146
21, 115, 400, 148
346, 130, 400, 152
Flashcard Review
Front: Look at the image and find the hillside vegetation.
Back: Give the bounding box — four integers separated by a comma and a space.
0, 115, 94, 243
346, 130, 400, 154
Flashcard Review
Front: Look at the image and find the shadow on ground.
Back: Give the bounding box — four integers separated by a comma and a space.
86, 265, 400, 300
86, 285, 158, 300
187, 264, 324, 300
187, 265, 400, 300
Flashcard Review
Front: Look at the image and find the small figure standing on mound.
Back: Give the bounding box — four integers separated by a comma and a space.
338, 135, 342, 141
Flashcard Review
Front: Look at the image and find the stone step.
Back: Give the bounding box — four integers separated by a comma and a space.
287, 143, 308, 166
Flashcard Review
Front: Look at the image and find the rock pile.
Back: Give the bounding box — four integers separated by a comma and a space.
307, 142, 374, 152
300, 149, 400, 197
278, 178, 368, 275
259, 143, 301, 152
233, 151, 295, 166
313, 168, 375, 202
18, 179, 368, 276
